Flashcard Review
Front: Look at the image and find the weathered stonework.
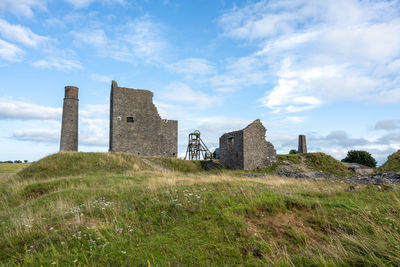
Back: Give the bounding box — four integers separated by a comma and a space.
298, 135, 307, 153
109, 81, 177, 157
60, 86, 79, 151
219, 119, 276, 170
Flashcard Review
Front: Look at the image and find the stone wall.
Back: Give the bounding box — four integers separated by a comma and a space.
109, 81, 177, 157
243, 121, 276, 170
60, 86, 78, 151
219, 130, 244, 169
219, 119, 276, 170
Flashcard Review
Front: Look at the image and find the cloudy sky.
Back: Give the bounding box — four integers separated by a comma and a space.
0, 0, 399, 164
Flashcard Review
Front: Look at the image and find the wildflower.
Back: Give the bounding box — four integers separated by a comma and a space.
49, 227, 54, 231
73, 260, 78, 263
121, 251, 126, 254
51, 262, 56, 265
25, 224, 32, 228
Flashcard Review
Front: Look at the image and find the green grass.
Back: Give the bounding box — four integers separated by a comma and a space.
253, 153, 354, 177
379, 150, 400, 173
147, 157, 204, 172
18, 152, 151, 179
0, 163, 31, 174
1, 152, 400, 266
303, 153, 354, 176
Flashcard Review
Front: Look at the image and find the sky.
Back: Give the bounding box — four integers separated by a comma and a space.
0, 0, 399, 164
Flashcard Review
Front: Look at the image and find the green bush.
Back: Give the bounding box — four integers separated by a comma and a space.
289, 149, 297, 154
341, 150, 377, 168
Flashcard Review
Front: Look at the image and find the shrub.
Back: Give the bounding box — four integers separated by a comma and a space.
341, 150, 377, 168
289, 149, 297, 154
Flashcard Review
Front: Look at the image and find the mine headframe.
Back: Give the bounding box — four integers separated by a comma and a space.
184, 130, 212, 160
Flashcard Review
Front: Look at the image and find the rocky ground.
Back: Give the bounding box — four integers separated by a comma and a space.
244, 158, 400, 186
246, 171, 400, 186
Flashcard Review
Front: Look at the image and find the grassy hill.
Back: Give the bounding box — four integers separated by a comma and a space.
379, 150, 400, 173
254, 152, 354, 177
1, 152, 400, 266
18, 152, 152, 179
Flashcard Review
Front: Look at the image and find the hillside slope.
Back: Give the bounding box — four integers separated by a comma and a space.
1, 152, 399, 266
254, 152, 354, 177
18, 152, 152, 179
379, 150, 400, 173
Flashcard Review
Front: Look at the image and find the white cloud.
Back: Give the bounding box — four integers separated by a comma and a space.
218, 0, 400, 113
377, 132, 400, 145
65, 0, 125, 9
0, 0, 47, 18
219, 0, 399, 40
375, 120, 400, 131
80, 118, 108, 146
80, 104, 109, 118
12, 128, 59, 143
32, 52, 83, 71
0, 39, 24, 62
282, 116, 305, 124
0, 97, 61, 120
71, 16, 166, 65
159, 83, 220, 109
72, 29, 108, 47
169, 58, 216, 75
91, 74, 112, 84
6, 101, 109, 147
0, 19, 48, 47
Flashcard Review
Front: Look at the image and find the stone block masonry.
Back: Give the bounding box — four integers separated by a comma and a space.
219, 119, 276, 170
60, 86, 79, 151
109, 81, 177, 157
298, 135, 307, 153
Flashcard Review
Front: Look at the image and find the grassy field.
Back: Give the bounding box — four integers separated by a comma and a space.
1, 153, 400, 266
0, 163, 31, 174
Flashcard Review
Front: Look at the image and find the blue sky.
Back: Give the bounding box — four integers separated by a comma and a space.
0, 0, 399, 164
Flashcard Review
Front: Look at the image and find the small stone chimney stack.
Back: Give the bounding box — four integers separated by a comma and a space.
60, 86, 79, 151
298, 135, 307, 153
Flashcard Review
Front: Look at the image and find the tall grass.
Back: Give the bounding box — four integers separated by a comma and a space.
0, 152, 399, 266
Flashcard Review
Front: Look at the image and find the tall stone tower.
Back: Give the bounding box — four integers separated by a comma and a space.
60, 86, 79, 151
298, 134, 307, 153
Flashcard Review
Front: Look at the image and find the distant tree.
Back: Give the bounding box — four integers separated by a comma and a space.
5, 161, 13, 163
289, 149, 297, 154
341, 150, 377, 168
24, 160, 28, 163
14, 160, 22, 163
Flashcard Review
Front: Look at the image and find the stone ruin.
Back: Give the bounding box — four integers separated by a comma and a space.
60, 86, 79, 151
59, 81, 178, 158
109, 81, 177, 157
219, 119, 276, 170
298, 135, 307, 153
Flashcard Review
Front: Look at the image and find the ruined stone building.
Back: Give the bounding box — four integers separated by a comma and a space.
60, 86, 79, 151
109, 81, 177, 157
219, 119, 276, 170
